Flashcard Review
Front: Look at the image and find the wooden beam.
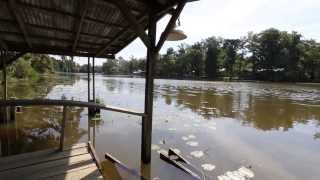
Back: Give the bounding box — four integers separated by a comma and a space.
0, 39, 8, 50
112, 6, 176, 55
108, 0, 150, 48
8, 0, 32, 48
156, 2, 186, 52
87, 57, 91, 102
73, 0, 90, 51
141, 7, 157, 164
2, 44, 115, 59
59, 106, 67, 151
0, 30, 106, 47
0, 99, 146, 117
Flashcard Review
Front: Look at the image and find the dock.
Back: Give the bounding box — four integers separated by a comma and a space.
0, 143, 103, 180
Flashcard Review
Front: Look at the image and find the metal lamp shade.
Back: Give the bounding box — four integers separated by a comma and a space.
166, 28, 187, 41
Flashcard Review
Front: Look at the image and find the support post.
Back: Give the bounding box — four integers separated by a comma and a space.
87, 57, 91, 102
1, 51, 8, 123
9, 97, 16, 122
141, 8, 157, 164
92, 57, 95, 102
59, 106, 67, 151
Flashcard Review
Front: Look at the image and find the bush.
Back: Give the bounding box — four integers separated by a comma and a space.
13, 59, 38, 79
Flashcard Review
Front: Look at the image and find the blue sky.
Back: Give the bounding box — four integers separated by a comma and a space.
75, 0, 320, 65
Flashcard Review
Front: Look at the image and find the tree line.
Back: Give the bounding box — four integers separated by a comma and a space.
5, 28, 320, 82
101, 28, 320, 82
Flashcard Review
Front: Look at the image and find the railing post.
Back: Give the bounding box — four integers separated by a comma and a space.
59, 106, 67, 151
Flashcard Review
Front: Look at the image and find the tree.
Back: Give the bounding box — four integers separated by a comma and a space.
221, 39, 242, 78
205, 37, 220, 79
102, 59, 118, 74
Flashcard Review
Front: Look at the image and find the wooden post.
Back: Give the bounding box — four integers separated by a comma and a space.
141, 7, 157, 164
9, 97, 16, 122
87, 57, 91, 102
92, 57, 95, 102
1, 51, 8, 123
59, 106, 67, 151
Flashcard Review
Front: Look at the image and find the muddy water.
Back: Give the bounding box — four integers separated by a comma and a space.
1, 74, 320, 180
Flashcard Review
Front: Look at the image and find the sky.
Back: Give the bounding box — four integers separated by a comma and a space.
74, 0, 320, 65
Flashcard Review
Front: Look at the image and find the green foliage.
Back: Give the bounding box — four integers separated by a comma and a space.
205, 38, 220, 79
12, 57, 38, 79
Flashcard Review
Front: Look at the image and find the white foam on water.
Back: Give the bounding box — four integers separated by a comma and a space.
188, 134, 196, 139
182, 136, 189, 141
218, 166, 255, 180
201, 164, 216, 171
190, 150, 204, 158
168, 128, 177, 131
238, 166, 255, 178
186, 141, 199, 147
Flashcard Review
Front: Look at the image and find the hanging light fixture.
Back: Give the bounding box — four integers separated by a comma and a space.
166, 18, 187, 41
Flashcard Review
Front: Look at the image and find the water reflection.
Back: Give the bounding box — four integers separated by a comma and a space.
0, 75, 83, 156
155, 83, 320, 131
1, 75, 320, 180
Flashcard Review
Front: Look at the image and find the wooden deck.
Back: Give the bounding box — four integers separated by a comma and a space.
0, 143, 103, 180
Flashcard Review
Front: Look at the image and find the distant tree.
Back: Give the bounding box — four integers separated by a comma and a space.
205, 37, 220, 79
221, 39, 242, 78
102, 59, 118, 74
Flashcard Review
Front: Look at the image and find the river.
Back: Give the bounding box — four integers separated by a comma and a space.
1, 74, 320, 180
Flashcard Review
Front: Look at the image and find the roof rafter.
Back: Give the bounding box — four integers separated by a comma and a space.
72, 0, 90, 51
8, 0, 32, 48
108, 0, 150, 48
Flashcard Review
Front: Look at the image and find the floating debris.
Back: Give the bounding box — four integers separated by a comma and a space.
238, 166, 255, 178
157, 149, 168, 155
186, 141, 199, 147
218, 166, 255, 180
151, 144, 160, 151
183, 124, 191, 128
159, 140, 166, 145
168, 128, 177, 131
209, 126, 217, 130
190, 151, 204, 158
194, 119, 201, 123
201, 164, 215, 171
152, 177, 160, 180
182, 136, 189, 141
193, 123, 200, 127
188, 134, 196, 139
171, 148, 181, 154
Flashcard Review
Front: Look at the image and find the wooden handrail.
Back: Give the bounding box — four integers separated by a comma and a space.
0, 99, 146, 117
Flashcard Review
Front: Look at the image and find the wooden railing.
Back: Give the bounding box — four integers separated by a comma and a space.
0, 99, 146, 150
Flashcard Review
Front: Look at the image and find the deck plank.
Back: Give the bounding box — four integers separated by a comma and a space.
0, 143, 103, 180
0, 146, 89, 172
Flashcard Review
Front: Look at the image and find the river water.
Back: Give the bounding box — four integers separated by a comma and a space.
1, 74, 320, 180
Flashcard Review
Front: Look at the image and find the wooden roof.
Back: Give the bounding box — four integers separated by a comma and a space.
0, 0, 186, 58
